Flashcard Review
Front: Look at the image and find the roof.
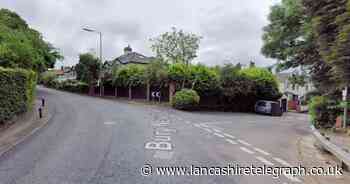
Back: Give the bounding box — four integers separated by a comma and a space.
118, 52, 154, 64
108, 52, 155, 66
276, 73, 290, 82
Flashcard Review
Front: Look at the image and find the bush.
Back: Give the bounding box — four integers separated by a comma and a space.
58, 80, 89, 93
144, 59, 168, 87
189, 64, 221, 96
240, 67, 281, 100
309, 96, 340, 128
113, 64, 146, 87
171, 89, 200, 110
41, 71, 57, 87
0, 67, 37, 123
167, 63, 190, 82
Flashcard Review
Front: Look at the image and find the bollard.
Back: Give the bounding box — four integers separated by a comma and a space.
41, 98, 45, 107
39, 107, 42, 119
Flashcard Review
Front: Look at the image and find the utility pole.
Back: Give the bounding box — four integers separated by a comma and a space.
83, 28, 103, 96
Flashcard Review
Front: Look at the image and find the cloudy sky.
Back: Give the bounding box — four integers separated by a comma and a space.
2, 0, 279, 67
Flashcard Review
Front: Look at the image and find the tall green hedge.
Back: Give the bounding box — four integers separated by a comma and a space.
0, 67, 36, 123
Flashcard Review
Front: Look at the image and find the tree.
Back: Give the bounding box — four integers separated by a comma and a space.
167, 62, 190, 89
150, 27, 202, 65
112, 64, 146, 87
75, 53, 101, 95
189, 64, 221, 96
261, 0, 337, 93
219, 63, 242, 82
144, 58, 169, 87
0, 9, 63, 72
303, 0, 350, 88
262, 0, 307, 69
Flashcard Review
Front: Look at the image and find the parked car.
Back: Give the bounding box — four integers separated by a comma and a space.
255, 100, 282, 116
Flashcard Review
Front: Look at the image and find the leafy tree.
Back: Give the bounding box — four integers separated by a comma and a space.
303, 0, 350, 88
167, 62, 190, 88
144, 59, 168, 87
113, 64, 146, 87
262, 0, 336, 93
75, 53, 101, 94
240, 67, 282, 100
189, 64, 221, 96
150, 27, 202, 65
0, 9, 63, 72
219, 63, 242, 83
262, 0, 307, 69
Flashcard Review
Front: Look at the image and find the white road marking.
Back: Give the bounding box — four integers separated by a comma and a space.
223, 133, 235, 139
283, 171, 302, 183
185, 121, 191, 124
253, 147, 270, 156
200, 124, 209, 127
225, 139, 238, 145
154, 135, 171, 142
104, 122, 116, 125
194, 124, 201, 128
214, 133, 225, 138
213, 129, 222, 133
255, 156, 274, 166
145, 142, 172, 151
237, 139, 252, 147
153, 123, 170, 127
273, 157, 292, 167
204, 128, 213, 133
240, 147, 255, 154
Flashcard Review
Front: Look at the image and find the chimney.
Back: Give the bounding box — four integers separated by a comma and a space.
124, 45, 132, 54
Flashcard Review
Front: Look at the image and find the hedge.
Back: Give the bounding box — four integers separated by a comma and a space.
0, 67, 37, 123
309, 96, 341, 128
57, 80, 89, 93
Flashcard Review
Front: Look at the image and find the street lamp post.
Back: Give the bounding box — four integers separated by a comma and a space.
83, 28, 103, 96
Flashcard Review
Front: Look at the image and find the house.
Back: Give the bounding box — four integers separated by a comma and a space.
105, 45, 155, 68
48, 66, 76, 81
277, 70, 314, 112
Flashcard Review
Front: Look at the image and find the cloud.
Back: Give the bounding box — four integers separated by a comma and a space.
1, 0, 278, 67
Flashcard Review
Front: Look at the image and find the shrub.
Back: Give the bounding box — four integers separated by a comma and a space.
309, 96, 340, 128
41, 71, 57, 87
189, 64, 221, 96
113, 64, 146, 87
240, 67, 281, 100
171, 89, 200, 110
144, 59, 168, 87
0, 67, 37, 123
58, 80, 89, 93
167, 63, 190, 82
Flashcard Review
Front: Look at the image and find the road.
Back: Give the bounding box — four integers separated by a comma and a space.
0, 87, 310, 184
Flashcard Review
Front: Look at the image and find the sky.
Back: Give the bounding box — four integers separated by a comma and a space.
1, 0, 280, 68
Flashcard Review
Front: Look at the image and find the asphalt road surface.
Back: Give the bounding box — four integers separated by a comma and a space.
0, 87, 310, 184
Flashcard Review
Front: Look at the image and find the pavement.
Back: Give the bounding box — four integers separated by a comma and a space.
0, 99, 50, 157
321, 130, 350, 153
0, 87, 347, 184
298, 135, 350, 184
